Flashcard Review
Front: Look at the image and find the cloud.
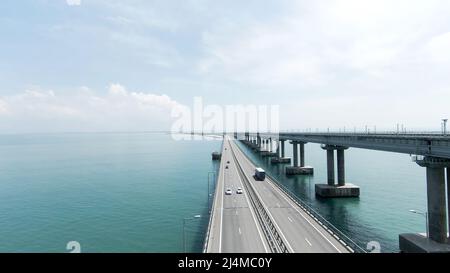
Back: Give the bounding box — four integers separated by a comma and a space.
0, 84, 186, 133
198, 0, 450, 89
0, 99, 8, 114
426, 32, 450, 63
66, 0, 81, 6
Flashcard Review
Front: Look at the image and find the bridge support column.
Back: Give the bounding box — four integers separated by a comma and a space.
326, 148, 335, 186
448, 167, 450, 243
272, 139, 291, 164
315, 145, 359, 198
400, 157, 450, 253
256, 134, 260, 149
293, 142, 298, 166
261, 138, 278, 158
337, 148, 346, 186
259, 139, 268, 155
286, 141, 314, 175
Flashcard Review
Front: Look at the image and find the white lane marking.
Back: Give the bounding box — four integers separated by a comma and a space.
263, 174, 342, 252
305, 238, 312, 246
232, 147, 270, 253
233, 140, 343, 253
231, 143, 294, 253
238, 227, 242, 235
219, 144, 225, 253
287, 217, 293, 223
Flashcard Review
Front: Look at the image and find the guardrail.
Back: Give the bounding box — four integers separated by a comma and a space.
202, 149, 222, 252
237, 140, 367, 253
229, 142, 289, 253
202, 172, 217, 253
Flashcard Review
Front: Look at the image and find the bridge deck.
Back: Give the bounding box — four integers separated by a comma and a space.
206, 137, 350, 253
254, 132, 450, 159
206, 138, 269, 253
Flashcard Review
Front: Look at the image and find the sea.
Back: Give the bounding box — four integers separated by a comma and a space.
0, 132, 427, 252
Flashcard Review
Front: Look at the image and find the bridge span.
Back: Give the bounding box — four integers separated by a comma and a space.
205, 136, 354, 253
234, 131, 450, 253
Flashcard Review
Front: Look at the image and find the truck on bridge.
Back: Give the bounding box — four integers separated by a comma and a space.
254, 167, 266, 181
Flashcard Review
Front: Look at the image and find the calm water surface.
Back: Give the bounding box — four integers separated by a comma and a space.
0, 133, 426, 252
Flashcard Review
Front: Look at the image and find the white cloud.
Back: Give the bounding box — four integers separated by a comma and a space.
198, 0, 450, 89
0, 99, 8, 114
0, 84, 185, 133
426, 32, 450, 63
66, 0, 81, 6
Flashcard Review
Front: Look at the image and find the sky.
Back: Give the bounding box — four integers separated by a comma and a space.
1, 0, 450, 133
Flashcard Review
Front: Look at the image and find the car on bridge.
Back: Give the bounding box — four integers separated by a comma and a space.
254, 168, 266, 181
225, 188, 232, 195
236, 187, 243, 194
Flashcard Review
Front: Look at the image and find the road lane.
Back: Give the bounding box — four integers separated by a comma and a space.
206, 137, 268, 253
229, 139, 350, 253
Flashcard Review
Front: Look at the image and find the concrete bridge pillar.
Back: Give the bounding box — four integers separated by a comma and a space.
400, 157, 450, 253
448, 167, 450, 242
337, 148, 346, 186
416, 157, 449, 243
299, 142, 305, 167
271, 139, 292, 164
293, 142, 298, 167
426, 166, 447, 243
286, 141, 313, 175
326, 148, 335, 186
315, 145, 359, 198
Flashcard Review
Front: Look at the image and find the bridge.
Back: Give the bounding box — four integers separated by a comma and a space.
204, 136, 357, 253
203, 132, 450, 253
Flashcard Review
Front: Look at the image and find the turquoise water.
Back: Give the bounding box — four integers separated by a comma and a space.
0, 132, 220, 252
235, 141, 427, 253
0, 133, 427, 252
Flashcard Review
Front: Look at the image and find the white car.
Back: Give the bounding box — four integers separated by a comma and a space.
225, 188, 232, 195
236, 188, 243, 194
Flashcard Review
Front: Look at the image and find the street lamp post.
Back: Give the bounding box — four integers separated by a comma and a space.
409, 209, 429, 238
183, 214, 202, 253
442, 119, 448, 135
207, 172, 216, 214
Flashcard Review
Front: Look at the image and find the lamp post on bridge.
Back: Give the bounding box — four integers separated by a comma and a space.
409, 209, 429, 238
207, 172, 216, 214
442, 119, 448, 136
183, 214, 202, 253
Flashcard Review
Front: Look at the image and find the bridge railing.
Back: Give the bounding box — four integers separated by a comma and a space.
266, 172, 366, 253
254, 130, 450, 138
202, 173, 216, 253
202, 139, 223, 253
230, 141, 289, 253
237, 140, 367, 253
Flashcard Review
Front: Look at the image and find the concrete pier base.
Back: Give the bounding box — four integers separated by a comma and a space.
399, 233, 450, 253
270, 157, 291, 164
315, 183, 360, 197
286, 166, 314, 175
262, 152, 278, 158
